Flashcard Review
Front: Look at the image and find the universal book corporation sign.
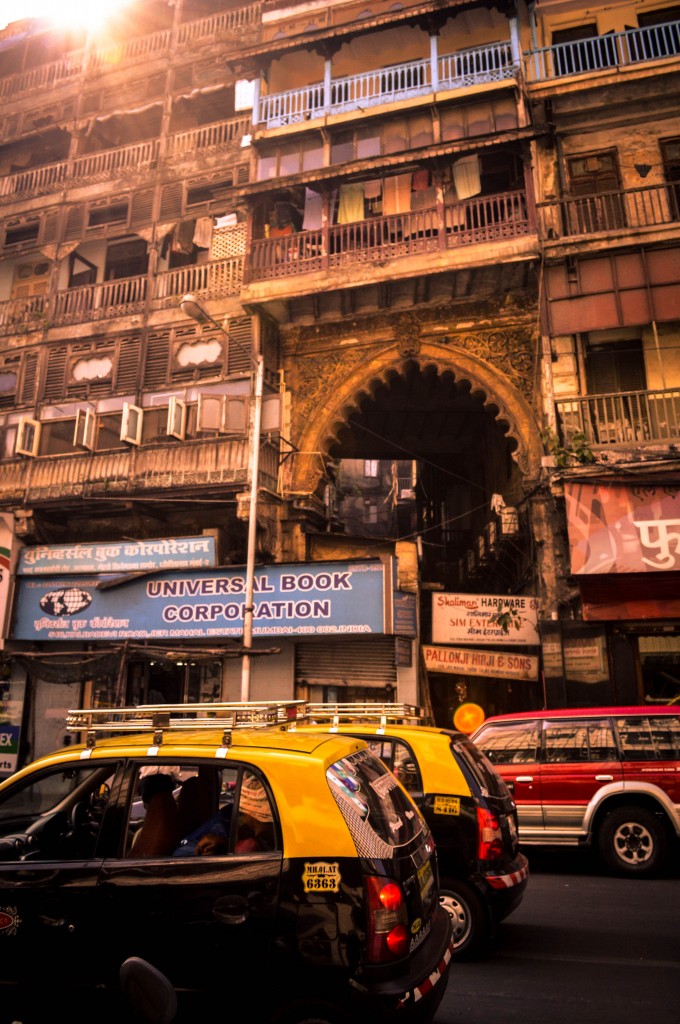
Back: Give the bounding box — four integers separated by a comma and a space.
13, 557, 395, 642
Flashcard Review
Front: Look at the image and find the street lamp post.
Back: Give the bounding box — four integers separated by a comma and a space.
180, 294, 263, 701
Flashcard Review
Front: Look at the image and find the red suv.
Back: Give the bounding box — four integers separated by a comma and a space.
472, 706, 680, 877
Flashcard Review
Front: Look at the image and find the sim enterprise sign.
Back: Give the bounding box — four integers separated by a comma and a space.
13, 560, 389, 641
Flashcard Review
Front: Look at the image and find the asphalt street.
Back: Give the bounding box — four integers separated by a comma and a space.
433, 847, 680, 1024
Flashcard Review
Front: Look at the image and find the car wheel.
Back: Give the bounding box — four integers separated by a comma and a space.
598, 805, 669, 877
439, 879, 489, 960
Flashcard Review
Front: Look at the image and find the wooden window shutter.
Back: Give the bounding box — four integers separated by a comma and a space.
144, 332, 170, 387
42, 346, 68, 400
130, 188, 155, 228
19, 352, 39, 404
226, 316, 253, 375
160, 182, 183, 220
115, 336, 141, 392
40, 210, 60, 246
65, 205, 86, 240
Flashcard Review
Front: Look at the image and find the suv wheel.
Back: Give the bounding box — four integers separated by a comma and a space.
598, 805, 669, 877
439, 879, 489, 960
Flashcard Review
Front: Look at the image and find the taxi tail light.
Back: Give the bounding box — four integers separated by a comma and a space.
364, 876, 409, 962
477, 806, 503, 860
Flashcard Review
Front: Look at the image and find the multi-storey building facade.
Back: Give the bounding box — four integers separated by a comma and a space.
0, 0, 678, 770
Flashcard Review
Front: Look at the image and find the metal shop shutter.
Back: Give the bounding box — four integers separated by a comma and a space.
296, 638, 397, 687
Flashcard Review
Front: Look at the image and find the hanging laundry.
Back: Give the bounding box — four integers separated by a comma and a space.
382, 173, 412, 215
452, 155, 481, 200
363, 179, 382, 199
173, 219, 196, 253
412, 168, 430, 191
337, 183, 365, 224
302, 188, 323, 231
193, 217, 214, 249
214, 213, 238, 229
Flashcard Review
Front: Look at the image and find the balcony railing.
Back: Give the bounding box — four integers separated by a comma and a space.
0, 435, 280, 506
0, 256, 245, 332
0, 3, 260, 100
0, 117, 249, 203
0, 295, 47, 336
0, 53, 84, 101
557, 388, 680, 446
538, 183, 680, 241
153, 257, 244, 309
51, 275, 148, 326
258, 40, 515, 127
165, 115, 251, 159
527, 19, 680, 82
246, 190, 529, 282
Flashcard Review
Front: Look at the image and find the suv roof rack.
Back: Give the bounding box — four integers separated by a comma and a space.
303, 703, 425, 732
66, 700, 307, 748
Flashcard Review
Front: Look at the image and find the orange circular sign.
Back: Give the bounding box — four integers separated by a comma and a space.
453, 703, 485, 734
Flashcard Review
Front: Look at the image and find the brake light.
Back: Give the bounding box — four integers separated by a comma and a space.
364, 875, 409, 962
477, 806, 503, 860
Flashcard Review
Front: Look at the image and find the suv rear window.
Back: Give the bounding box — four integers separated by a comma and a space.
327, 748, 426, 853
616, 715, 680, 760
543, 718, 617, 762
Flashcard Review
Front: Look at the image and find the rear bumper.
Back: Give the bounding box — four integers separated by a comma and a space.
479, 852, 529, 923
360, 905, 453, 1021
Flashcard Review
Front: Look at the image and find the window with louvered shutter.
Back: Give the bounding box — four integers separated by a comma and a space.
130, 189, 155, 228
226, 317, 253, 375
144, 332, 171, 387
115, 336, 141, 393
65, 205, 86, 240
586, 340, 646, 394
42, 346, 68, 400
40, 210, 60, 246
160, 183, 183, 220
19, 352, 39, 405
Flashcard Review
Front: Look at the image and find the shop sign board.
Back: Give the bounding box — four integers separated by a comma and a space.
565, 481, 680, 574
423, 645, 539, 681
18, 535, 217, 575
12, 560, 389, 641
431, 592, 540, 646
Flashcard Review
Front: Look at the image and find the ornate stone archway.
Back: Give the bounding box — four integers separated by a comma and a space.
284, 322, 544, 499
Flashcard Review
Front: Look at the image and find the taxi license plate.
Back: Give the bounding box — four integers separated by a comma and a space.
418, 858, 434, 901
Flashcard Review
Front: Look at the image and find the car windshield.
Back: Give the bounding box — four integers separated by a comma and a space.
327, 747, 427, 855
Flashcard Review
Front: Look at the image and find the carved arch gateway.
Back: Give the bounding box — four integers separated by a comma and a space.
285, 335, 545, 498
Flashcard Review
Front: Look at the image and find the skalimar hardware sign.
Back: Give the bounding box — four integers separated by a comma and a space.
431, 592, 540, 646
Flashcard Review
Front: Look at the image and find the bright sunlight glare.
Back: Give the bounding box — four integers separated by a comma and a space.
1, 0, 135, 33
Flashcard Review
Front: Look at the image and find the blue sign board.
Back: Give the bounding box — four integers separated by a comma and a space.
18, 536, 217, 576
13, 560, 387, 641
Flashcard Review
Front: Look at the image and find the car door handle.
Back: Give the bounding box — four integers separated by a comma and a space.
595, 774, 614, 781
515, 776, 534, 783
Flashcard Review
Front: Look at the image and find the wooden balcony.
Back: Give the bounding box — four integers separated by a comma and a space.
0, 256, 244, 335
0, 3, 261, 101
257, 40, 515, 127
527, 18, 680, 82
246, 190, 530, 283
0, 117, 249, 205
557, 388, 680, 448
0, 435, 280, 507
538, 183, 680, 243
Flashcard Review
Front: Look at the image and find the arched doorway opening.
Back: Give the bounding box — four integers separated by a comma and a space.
286, 346, 546, 723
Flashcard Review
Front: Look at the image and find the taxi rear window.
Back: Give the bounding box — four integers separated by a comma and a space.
327, 748, 426, 853
450, 734, 511, 800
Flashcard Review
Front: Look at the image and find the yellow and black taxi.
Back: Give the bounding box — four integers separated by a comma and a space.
291, 704, 529, 961
0, 701, 453, 1024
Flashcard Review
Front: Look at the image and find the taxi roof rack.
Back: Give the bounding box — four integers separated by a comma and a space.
303, 702, 425, 732
66, 700, 308, 748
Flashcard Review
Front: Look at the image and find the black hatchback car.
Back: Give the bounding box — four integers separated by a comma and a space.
294, 703, 529, 960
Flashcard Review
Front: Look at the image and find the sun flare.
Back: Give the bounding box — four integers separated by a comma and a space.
3, 0, 134, 33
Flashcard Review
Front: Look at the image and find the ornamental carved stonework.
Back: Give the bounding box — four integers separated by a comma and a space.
441, 329, 535, 399
395, 312, 421, 356
292, 347, 366, 433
